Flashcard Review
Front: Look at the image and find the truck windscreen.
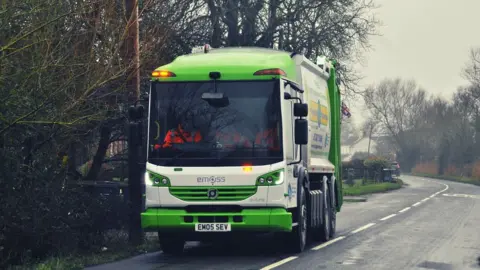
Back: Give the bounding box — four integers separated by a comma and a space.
148, 79, 283, 166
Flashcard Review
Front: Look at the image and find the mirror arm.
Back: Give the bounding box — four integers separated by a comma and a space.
291, 96, 302, 103
287, 146, 302, 165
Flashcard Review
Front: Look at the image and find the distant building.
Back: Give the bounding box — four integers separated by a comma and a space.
342, 137, 377, 161
342, 135, 396, 161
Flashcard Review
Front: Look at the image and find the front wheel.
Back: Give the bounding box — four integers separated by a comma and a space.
287, 185, 308, 253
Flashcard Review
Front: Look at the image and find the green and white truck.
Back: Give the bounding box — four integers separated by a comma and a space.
141, 45, 343, 254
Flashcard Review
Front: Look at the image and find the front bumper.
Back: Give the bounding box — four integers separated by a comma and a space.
141, 207, 292, 232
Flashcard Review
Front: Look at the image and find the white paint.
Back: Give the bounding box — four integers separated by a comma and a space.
442, 193, 477, 199
351, 223, 376, 234
312, 236, 346, 250
412, 202, 421, 207
380, 214, 396, 221
429, 194, 435, 198
399, 207, 411, 213
260, 256, 298, 270
421, 198, 429, 202
342, 259, 357, 265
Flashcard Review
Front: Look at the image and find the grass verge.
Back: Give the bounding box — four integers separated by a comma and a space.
9, 233, 160, 270
410, 172, 480, 186
343, 179, 404, 196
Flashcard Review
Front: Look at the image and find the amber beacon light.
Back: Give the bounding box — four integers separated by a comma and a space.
152, 70, 176, 78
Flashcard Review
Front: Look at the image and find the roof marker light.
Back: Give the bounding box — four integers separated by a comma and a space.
152, 70, 176, 78
243, 166, 253, 172
253, 68, 287, 76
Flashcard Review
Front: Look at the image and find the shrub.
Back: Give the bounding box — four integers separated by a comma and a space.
363, 156, 389, 170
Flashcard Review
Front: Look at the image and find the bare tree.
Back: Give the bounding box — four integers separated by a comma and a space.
363, 78, 430, 169
362, 117, 379, 156
463, 47, 480, 87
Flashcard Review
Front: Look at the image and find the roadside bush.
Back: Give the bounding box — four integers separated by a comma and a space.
0, 155, 128, 268
363, 156, 389, 182
364, 156, 389, 169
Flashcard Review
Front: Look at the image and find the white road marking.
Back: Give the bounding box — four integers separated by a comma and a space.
442, 193, 477, 199
421, 198, 429, 202
351, 223, 376, 234
380, 214, 396, 221
265, 179, 451, 269
342, 259, 357, 265
311, 236, 346, 250
260, 256, 298, 270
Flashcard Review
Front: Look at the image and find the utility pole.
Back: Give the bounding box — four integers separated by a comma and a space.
124, 0, 143, 246
124, 0, 140, 103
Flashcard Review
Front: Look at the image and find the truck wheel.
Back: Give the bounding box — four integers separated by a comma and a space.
319, 185, 331, 242
329, 191, 336, 238
159, 233, 185, 255
288, 185, 307, 253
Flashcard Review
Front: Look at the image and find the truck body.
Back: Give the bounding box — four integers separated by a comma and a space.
141, 46, 343, 253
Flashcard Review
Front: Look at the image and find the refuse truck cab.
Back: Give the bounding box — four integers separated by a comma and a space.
141, 45, 344, 254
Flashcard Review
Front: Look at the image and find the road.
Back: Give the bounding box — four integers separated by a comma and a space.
87, 175, 480, 270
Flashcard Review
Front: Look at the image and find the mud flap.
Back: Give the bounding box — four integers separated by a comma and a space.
309, 190, 324, 228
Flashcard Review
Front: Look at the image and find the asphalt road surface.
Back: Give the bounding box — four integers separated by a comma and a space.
87, 175, 480, 270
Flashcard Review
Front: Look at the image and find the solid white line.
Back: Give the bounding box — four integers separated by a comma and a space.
351, 223, 376, 234
412, 202, 421, 207
399, 207, 411, 213
312, 236, 346, 250
260, 256, 298, 270
421, 198, 429, 202
380, 214, 396, 221
429, 195, 435, 198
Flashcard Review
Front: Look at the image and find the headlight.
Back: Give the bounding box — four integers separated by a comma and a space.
256, 169, 284, 186
145, 171, 170, 187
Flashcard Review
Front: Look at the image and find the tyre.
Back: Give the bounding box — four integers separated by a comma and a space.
158, 233, 185, 255
329, 189, 336, 238
287, 185, 308, 253
318, 185, 331, 242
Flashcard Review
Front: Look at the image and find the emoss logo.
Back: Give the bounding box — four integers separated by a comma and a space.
197, 176, 226, 185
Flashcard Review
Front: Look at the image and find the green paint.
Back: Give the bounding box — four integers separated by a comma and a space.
327, 63, 343, 211
169, 186, 257, 201
174, 168, 183, 172
141, 208, 292, 232
151, 48, 297, 82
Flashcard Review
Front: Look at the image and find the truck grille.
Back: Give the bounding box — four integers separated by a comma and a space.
169, 186, 257, 201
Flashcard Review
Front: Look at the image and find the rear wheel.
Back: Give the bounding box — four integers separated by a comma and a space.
318, 185, 331, 242
329, 190, 336, 238
158, 233, 185, 255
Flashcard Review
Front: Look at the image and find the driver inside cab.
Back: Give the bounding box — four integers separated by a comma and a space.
160, 123, 202, 149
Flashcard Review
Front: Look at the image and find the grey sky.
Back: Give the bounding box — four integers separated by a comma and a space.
349, 0, 480, 126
